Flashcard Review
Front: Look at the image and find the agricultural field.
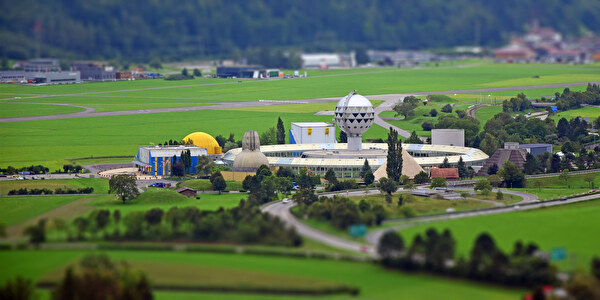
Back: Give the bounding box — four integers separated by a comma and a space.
0, 250, 524, 300
398, 198, 600, 271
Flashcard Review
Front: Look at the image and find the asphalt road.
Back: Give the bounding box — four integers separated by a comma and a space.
2, 82, 598, 123
262, 190, 599, 257
262, 201, 375, 255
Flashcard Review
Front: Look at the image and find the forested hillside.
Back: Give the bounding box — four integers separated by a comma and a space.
1, 0, 599, 62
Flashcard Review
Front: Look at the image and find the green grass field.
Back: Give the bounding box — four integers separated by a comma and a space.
0, 178, 109, 195
0, 109, 334, 170
0, 103, 84, 118
552, 106, 600, 120
178, 179, 243, 192
508, 172, 600, 200
0, 250, 524, 299
398, 198, 600, 271
0, 195, 82, 226
4, 62, 600, 106
88, 188, 245, 215
345, 192, 509, 218
2, 62, 600, 170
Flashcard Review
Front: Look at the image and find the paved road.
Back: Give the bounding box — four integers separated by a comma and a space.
364, 192, 600, 248
262, 201, 375, 255
2, 82, 598, 123
262, 188, 597, 257
262, 186, 538, 256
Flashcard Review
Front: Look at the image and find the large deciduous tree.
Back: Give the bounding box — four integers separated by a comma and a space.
109, 174, 139, 203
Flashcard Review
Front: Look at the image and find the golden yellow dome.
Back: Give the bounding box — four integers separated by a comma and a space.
182, 132, 222, 154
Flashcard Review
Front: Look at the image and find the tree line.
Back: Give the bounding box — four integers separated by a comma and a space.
25, 203, 302, 247
379, 228, 600, 297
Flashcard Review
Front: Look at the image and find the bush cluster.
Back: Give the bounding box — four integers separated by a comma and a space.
295, 196, 387, 230
67, 203, 302, 247
0, 165, 48, 175
8, 187, 93, 195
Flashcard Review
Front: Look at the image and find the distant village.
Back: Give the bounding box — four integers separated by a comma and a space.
2, 23, 600, 85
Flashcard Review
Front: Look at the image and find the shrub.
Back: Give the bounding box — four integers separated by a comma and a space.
496, 191, 504, 200
421, 121, 434, 131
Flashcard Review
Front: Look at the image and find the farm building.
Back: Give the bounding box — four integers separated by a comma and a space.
176, 187, 197, 197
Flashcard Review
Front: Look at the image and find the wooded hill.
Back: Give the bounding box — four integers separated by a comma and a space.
1, 0, 599, 62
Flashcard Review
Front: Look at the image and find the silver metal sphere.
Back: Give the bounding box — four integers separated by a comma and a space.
334, 91, 374, 135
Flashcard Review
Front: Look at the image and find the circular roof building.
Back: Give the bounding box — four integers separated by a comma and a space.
183, 132, 222, 154
233, 131, 269, 171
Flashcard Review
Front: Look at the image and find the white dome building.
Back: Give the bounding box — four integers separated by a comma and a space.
334, 90, 375, 150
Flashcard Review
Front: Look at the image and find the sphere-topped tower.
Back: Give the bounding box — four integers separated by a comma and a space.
334, 90, 374, 151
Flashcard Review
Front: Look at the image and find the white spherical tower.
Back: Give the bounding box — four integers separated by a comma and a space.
334, 90, 374, 151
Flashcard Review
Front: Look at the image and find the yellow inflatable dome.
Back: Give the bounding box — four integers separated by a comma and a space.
182, 132, 222, 154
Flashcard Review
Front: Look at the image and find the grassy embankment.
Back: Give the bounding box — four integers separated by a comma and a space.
509, 172, 600, 200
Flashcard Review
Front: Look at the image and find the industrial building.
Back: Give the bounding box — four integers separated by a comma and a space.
215, 66, 281, 79
301, 53, 356, 69
133, 145, 208, 176
0, 71, 26, 83
519, 144, 553, 157
72, 62, 116, 81
0, 70, 80, 84
26, 71, 80, 84
24, 59, 60, 72
431, 129, 465, 147
289, 122, 336, 144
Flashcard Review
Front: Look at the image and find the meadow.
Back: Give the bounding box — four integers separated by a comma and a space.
0, 109, 333, 170
0, 250, 524, 300
508, 172, 600, 200
87, 188, 245, 215
398, 198, 600, 271
3, 61, 600, 109
551, 106, 600, 121
2, 62, 600, 170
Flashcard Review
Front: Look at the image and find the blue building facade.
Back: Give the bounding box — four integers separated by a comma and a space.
134, 145, 208, 176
